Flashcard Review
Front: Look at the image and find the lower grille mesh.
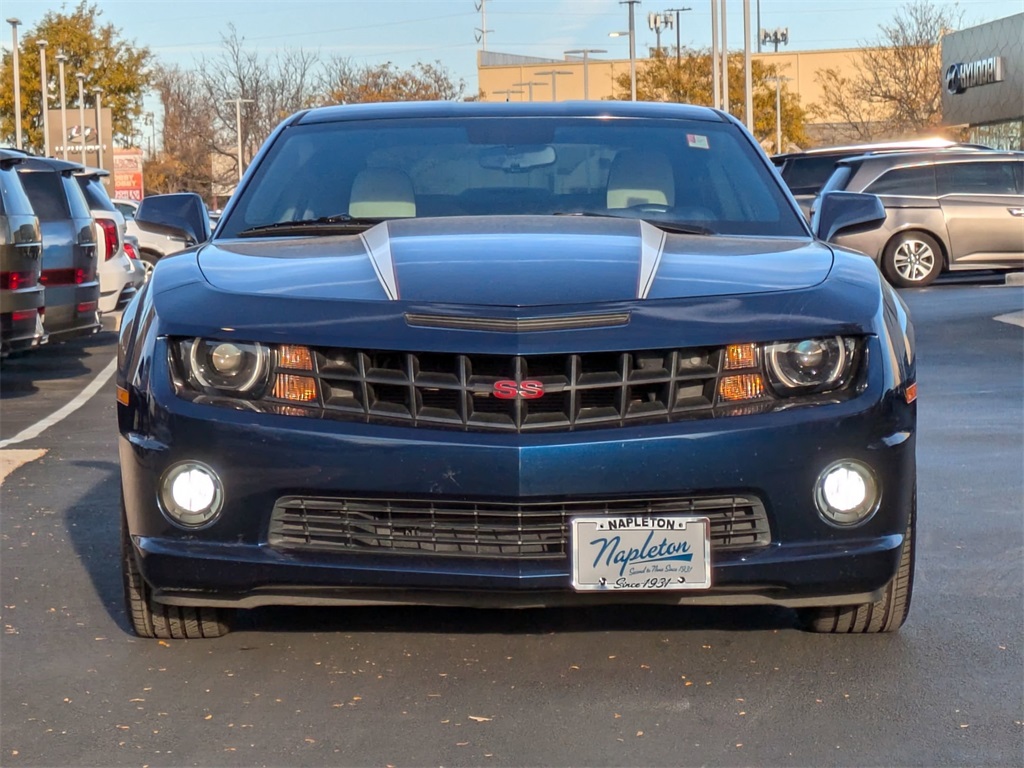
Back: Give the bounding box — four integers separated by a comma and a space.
269, 495, 771, 560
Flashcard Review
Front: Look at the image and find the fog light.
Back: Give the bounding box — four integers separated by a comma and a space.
815, 460, 879, 526
159, 461, 224, 528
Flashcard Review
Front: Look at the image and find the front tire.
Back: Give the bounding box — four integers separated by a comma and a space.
121, 501, 233, 638
882, 232, 943, 287
798, 492, 915, 634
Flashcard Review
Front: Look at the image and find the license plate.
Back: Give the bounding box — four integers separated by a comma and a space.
571, 516, 711, 591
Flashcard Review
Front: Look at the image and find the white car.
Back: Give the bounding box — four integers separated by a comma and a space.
74, 170, 143, 313
113, 198, 190, 279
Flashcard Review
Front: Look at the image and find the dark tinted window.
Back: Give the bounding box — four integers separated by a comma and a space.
17, 169, 70, 221
819, 164, 855, 195
62, 175, 93, 220
865, 166, 937, 197
222, 116, 807, 238
0, 166, 34, 216
935, 161, 1019, 195
779, 155, 846, 195
75, 175, 117, 211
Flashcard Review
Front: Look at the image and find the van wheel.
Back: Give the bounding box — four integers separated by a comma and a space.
121, 500, 233, 638
798, 491, 915, 634
140, 252, 160, 281
883, 232, 943, 287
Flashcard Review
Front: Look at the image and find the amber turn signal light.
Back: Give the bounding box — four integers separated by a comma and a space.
719, 373, 766, 402
279, 344, 314, 371
273, 374, 318, 403
904, 382, 917, 404
724, 343, 758, 370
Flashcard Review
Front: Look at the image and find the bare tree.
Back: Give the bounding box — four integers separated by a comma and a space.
320, 59, 467, 104
196, 27, 321, 188
811, 0, 961, 143
145, 64, 215, 196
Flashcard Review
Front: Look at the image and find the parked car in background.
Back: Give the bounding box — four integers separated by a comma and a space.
118, 101, 916, 639
74, 168, 143, 314
114, 197, 193, 279
815, 149, 1024, 287
0, 149, 46, 356
773, 138, 987, 218
15, 155, 100, 343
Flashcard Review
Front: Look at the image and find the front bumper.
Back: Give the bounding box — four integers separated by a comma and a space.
120, 344, 916, 609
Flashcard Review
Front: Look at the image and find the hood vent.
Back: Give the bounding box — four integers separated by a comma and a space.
404, 312, 631, 333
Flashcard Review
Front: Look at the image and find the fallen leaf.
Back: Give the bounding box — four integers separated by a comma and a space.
636, 730, 644, 737
614, 713, 621, 719
204, 714, 213, 721
456, 741, 470, 746
468, 715, 492, 722
158, 641, 169, 647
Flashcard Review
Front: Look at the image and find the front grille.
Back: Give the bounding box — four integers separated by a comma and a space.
268, 494, 771, 560
270, 346, 733, 432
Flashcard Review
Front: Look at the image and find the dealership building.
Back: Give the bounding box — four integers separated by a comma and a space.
941, 13, 1023, 150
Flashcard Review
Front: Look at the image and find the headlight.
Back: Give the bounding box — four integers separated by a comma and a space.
178, 338, 271, 396
764, 336, 857, 394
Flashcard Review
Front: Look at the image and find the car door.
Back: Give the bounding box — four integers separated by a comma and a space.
935, 160, 1024, 267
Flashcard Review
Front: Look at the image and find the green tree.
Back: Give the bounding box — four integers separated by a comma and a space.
0, 1, 153, 152
611, 50, 808, 150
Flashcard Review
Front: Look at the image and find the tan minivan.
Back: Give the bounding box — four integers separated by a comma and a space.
817, 149, 1024, 287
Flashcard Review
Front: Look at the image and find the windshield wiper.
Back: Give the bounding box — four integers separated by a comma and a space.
554, 211, 714, 235
236, 214, 386, 237
649, 221, 715, 235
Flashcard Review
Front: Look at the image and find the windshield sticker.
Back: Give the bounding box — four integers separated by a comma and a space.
687, 134, 709, 150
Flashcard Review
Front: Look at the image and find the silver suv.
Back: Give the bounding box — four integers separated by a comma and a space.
817, 150, 1024, 287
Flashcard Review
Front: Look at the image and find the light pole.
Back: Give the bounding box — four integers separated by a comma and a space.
492, 88, 523, 101
226, 97, 254, 183
608, 30, 637, 102
92, 87, 104, 172
144, 112, 154, 158
743, 0, 753, 132
710, 0, 720, 109
56, 52, 68, 159
564, 49, 606, 100
621, 0, 640, 102
534, 70, 572, 101
7, 17, 22, 149
38, 40, 50, 157
512, 80, 545, 102
720, 0, 729, 113
76, 71, 87, 164
769, 75, 790, 153
665, 7, 691, 68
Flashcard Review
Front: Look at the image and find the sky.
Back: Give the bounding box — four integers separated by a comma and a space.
2, 0, 1019, 119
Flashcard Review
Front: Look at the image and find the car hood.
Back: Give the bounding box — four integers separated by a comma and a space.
199, 216, 830, 306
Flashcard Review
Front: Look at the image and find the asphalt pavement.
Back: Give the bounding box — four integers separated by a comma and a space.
0, 284, 1021, 767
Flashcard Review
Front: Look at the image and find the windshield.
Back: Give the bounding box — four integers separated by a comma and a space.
218, 116, 806, 239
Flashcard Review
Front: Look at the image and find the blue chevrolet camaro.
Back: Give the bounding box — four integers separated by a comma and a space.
117, 101, 916, 638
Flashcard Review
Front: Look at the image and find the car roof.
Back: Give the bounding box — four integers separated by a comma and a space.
13, 153, 86, 175
772, 138, 973, 160
837, 148, 1023, 168
296, 100, 728, 126
73, 167, 111, 179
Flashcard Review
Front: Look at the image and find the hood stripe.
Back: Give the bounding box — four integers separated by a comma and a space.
637, 221, 667, 300
360, 222, 400, 300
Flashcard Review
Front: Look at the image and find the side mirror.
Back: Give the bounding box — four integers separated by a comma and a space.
812, 191, 886, 242
134, 193, 212, 249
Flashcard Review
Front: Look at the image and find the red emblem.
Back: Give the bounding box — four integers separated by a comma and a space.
493, 380, 545, 399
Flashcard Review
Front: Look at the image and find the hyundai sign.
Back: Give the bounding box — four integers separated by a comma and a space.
945, 56, 1004, 94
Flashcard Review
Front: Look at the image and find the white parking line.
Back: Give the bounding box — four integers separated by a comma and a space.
0, 357, 118, 449
994, 311, 1024, 328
